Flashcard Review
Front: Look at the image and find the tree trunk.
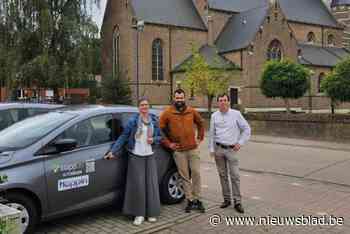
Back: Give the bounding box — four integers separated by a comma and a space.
284, 98, 291, 115
331, 99, 335, 115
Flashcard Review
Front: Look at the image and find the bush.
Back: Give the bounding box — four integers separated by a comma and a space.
261, 60, 310, 114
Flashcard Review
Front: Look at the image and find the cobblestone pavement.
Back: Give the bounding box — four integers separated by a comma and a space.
35, 137, 350, 234
35, 199, 218, 234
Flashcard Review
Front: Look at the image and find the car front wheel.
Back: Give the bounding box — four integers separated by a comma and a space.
160, 168, 185, 204
4, 193, 39, 234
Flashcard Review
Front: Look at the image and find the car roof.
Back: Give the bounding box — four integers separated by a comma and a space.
57, 105, 161, 117
0, 103, 65, 110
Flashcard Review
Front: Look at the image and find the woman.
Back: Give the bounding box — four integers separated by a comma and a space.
104, 97, 162, 225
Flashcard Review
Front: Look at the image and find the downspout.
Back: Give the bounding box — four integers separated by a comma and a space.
169, 26, 173, 102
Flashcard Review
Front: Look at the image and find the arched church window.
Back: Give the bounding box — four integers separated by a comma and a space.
267, 39, 283, 61
327, 34, 335, 46
152, 39, 164, 81
307, 32, 316, 44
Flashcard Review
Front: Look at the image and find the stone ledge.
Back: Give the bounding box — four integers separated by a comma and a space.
0, 204, 21, 234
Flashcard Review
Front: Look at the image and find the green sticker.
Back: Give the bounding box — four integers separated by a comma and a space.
53, 164, 60, 173
0, 174, 8, 184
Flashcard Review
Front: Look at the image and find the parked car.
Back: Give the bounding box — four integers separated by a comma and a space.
0, 106, 184, 233
0, 103, 65, 131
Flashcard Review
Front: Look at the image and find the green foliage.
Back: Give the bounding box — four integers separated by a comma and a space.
0, 0, 102, 98
261, 60, 310, 99
183, 45, 235, 113
0, 174, 8, 184
321, 57, 350, 103
260, 60, 310, 113
0, 218, 8, 234
101, 73, 132, 105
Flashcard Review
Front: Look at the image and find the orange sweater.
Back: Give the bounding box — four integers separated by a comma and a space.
159, 105, 205, 151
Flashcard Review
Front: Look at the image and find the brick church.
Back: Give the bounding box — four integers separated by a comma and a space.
102, 0, 350, 112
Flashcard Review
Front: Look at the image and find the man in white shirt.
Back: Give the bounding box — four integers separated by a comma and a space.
209, 94, 251, 213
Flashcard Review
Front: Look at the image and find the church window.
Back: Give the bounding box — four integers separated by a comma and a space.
307, 32, 316, 44
152, 39, 164, 81
267, 39, 283, 61
327, 34, 335, 46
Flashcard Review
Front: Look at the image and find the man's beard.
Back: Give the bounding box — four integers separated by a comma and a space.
174, 101, 186, 112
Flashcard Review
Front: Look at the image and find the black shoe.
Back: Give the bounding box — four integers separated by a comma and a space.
185, 200, 194, 213
234, 203, 245, 213
220, 200, 231, 209
194, 199, 206, 213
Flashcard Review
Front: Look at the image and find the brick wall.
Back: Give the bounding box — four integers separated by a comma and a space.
245, 113, 350, 142
242, 5, 299, 108
289, 22, 343, 47
331, 5, 350, 47
102, 0, 208, 105
137, 25, 207, 104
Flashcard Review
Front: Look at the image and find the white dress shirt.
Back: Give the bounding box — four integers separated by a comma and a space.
209, 109, 251, 153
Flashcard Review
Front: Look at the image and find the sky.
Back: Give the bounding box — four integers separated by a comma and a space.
91, 0, 107, 30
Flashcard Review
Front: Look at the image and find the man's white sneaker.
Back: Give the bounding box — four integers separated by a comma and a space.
148, 217, 157, 222
133, 216, 144, 226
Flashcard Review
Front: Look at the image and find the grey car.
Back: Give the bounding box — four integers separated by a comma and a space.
0, 106, 184, 233
0, 103, 65, 131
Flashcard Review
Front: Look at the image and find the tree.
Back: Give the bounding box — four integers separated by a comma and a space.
101, 73, 132, 105
260, 60, 310, 114
0, 0, 101, 100
182, 45, 237, 114
321, 57, 350, 114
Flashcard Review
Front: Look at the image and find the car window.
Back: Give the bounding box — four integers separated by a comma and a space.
57, 114, 114, 148
0, 112, 77, 149
28, 108, 49, 117
9, 109, 28, 122
110, 114, 124, 141
0, 110, 14, 131
121, 112, 136, 126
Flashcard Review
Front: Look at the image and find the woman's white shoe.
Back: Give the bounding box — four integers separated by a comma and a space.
148, 217, 157, 222
133, 216, 145, 226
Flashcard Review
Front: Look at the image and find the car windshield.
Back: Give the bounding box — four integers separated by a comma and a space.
0, 112, 77, 149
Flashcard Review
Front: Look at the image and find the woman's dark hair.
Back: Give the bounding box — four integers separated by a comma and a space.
138, 97, 150, 106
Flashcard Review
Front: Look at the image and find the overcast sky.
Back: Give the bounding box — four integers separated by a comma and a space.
91, 0, 107, 30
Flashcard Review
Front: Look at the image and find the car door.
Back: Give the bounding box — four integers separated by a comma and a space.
42, 114, 126, 215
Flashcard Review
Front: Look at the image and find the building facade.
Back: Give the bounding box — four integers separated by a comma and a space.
102, 0, 350, 112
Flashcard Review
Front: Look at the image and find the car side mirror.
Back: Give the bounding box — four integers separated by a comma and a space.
53, 138, 78, 152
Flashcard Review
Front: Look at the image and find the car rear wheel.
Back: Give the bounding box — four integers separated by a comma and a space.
5, 193, 39, 234
160, 168, 185, 204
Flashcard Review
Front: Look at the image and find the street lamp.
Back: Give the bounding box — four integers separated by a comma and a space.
134, 20, 144, 103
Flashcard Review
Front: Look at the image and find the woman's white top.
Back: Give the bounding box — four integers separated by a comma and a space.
132, 123, 153, 156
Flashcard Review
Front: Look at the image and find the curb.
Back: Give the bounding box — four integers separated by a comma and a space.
250, 139, 350, 152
